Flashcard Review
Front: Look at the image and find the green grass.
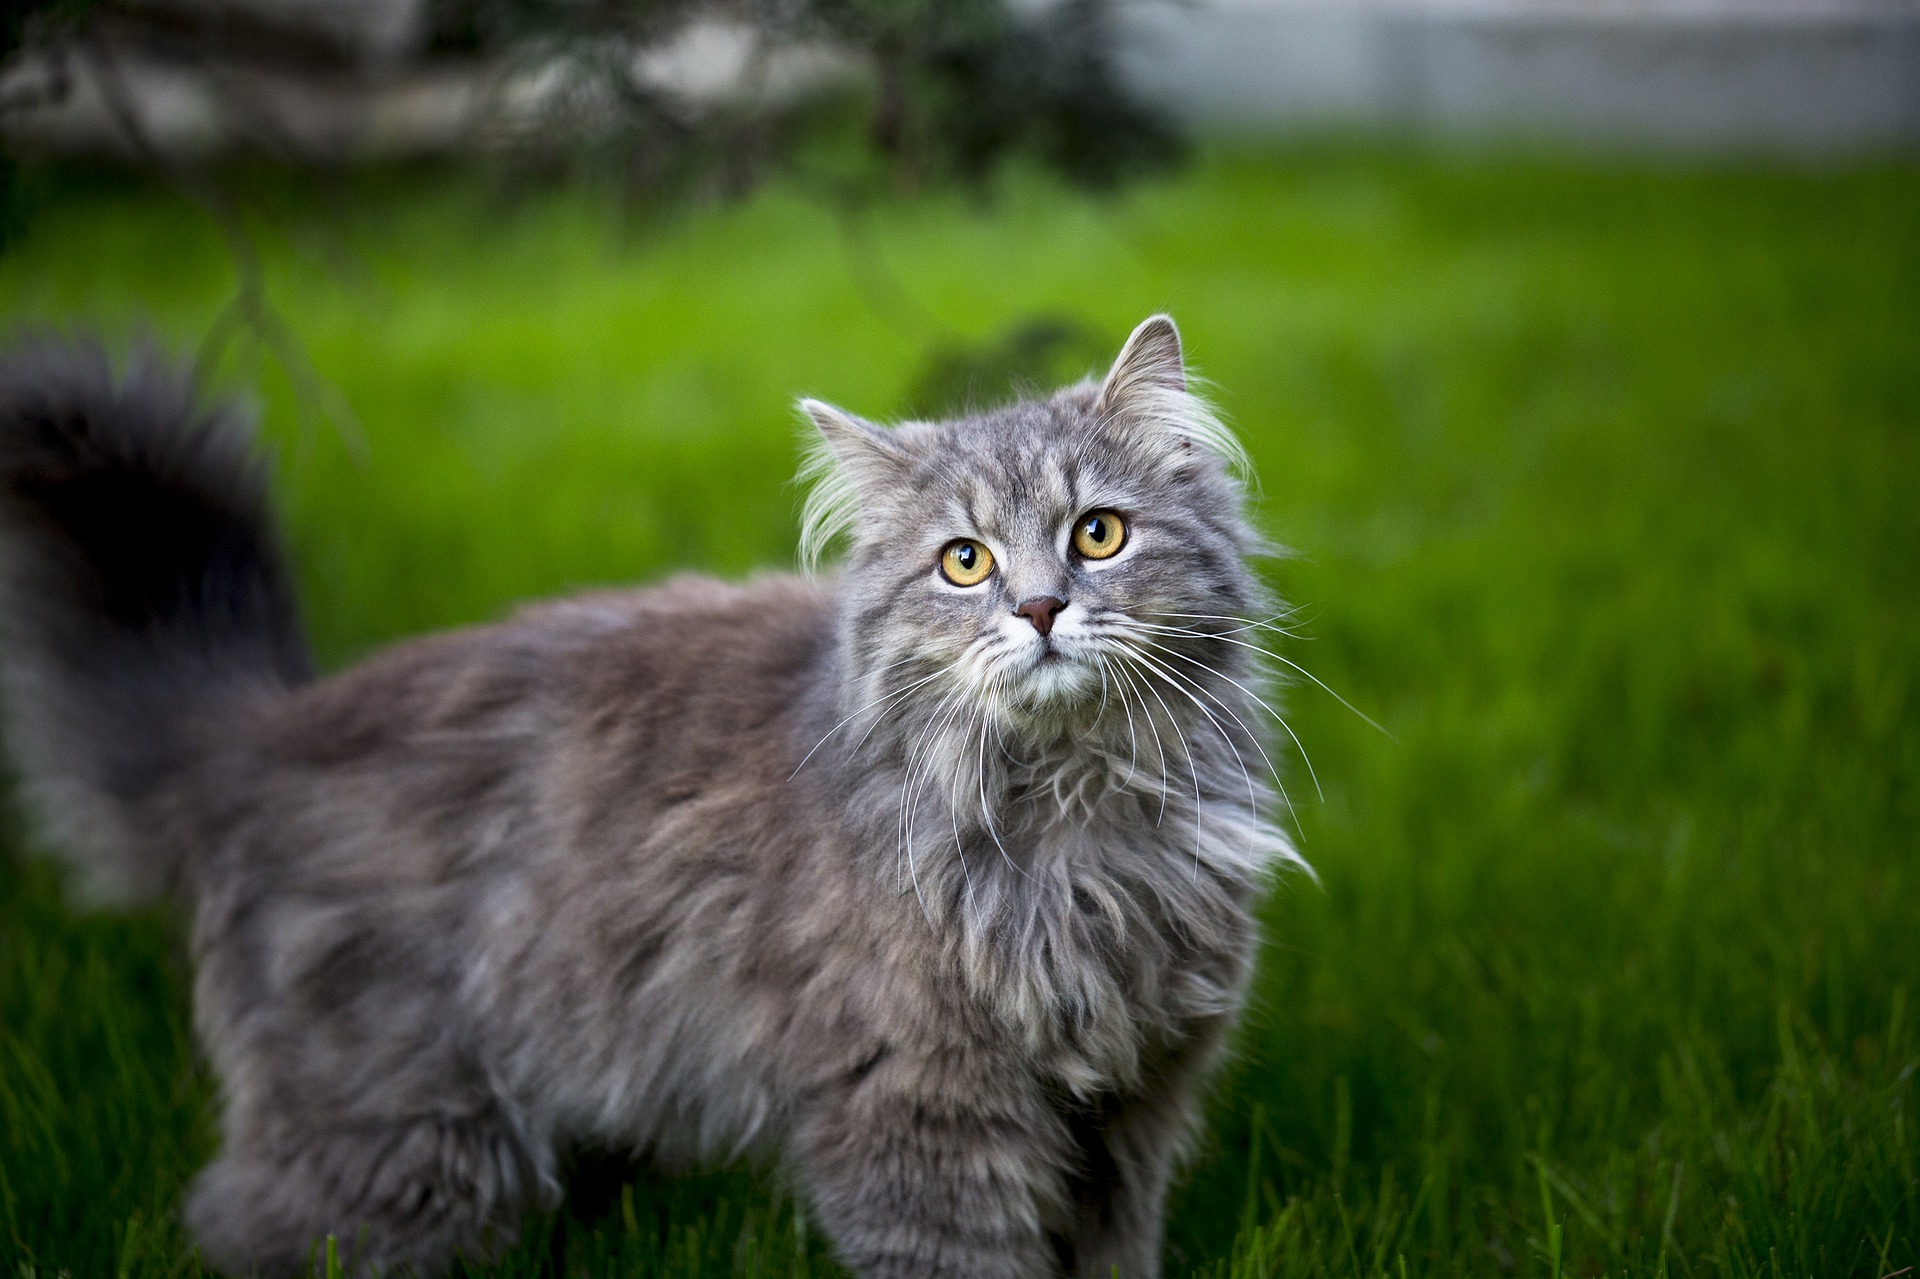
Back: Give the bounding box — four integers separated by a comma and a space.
1, 147, 1917, 1278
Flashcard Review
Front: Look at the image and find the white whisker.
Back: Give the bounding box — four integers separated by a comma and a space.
976, 678, 1031, 882
895, 684, 970, 917
1097, 652, 1142, 789
909, 688, 976, 914
1127, 633, 1321, 806
1139, 608, 1311, 638
1112, 649, 1204, 873
1109, 658, 1170, 824
791, 664, 951, 779
1128, 618, 1390, 741
1113, 641, 1267, 831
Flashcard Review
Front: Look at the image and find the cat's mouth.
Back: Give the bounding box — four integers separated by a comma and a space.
1025, 636, 1079, 672
1004, 640, 1100, 711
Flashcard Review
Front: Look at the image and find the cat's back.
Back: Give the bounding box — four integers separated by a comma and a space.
178, 572, 838, 892
532, 571, 838, 773
254, 571, 831, 760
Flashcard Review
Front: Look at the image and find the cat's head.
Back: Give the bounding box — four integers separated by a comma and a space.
799, 315, 1268, 739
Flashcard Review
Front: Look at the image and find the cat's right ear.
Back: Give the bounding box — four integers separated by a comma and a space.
796, 399, 910, 569
800, 399, 910, 476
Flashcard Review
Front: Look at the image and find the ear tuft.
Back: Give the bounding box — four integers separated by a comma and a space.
802, 398, 891, 457
795, 398, 907, 571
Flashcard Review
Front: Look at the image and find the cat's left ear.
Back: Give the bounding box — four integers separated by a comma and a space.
1096, 313, 1186, 414
1094, 315, 1250, 477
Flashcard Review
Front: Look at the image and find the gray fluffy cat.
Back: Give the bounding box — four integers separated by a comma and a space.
0, 315, 1302, 1277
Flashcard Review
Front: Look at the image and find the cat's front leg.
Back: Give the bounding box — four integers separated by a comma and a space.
1064, 1020, 1233, 1278
795, 1052, 1071, 1279
1058, 1093, 1186, 1279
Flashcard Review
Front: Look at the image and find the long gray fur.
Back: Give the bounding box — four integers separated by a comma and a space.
0, 316, 1301, 1278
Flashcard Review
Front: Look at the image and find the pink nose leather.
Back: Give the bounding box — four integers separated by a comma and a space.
1014, 596, 1067, 637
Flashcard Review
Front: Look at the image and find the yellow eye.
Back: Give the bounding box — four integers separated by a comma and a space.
1072, 510, 1127, 560
939, 539, 995, 586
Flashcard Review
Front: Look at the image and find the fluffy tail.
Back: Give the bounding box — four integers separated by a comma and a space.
0, 339, 311, 904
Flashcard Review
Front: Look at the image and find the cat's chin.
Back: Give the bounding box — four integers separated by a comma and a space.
1001, 651, 1102, 717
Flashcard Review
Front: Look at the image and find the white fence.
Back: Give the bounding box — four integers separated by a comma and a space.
1120, 0, 1920, 152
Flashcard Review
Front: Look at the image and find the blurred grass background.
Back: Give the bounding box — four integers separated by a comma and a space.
0, 147, 1916, 1277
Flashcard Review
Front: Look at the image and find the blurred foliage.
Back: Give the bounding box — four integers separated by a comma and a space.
805, 0, 1180, 189
905, 312, 1109, 416
427, 0, 1178, 193
0, 0, 98, 60
0, 0, 1177, 199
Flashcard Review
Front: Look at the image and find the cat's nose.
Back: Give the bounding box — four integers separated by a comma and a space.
1014, 596, 1068, 637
